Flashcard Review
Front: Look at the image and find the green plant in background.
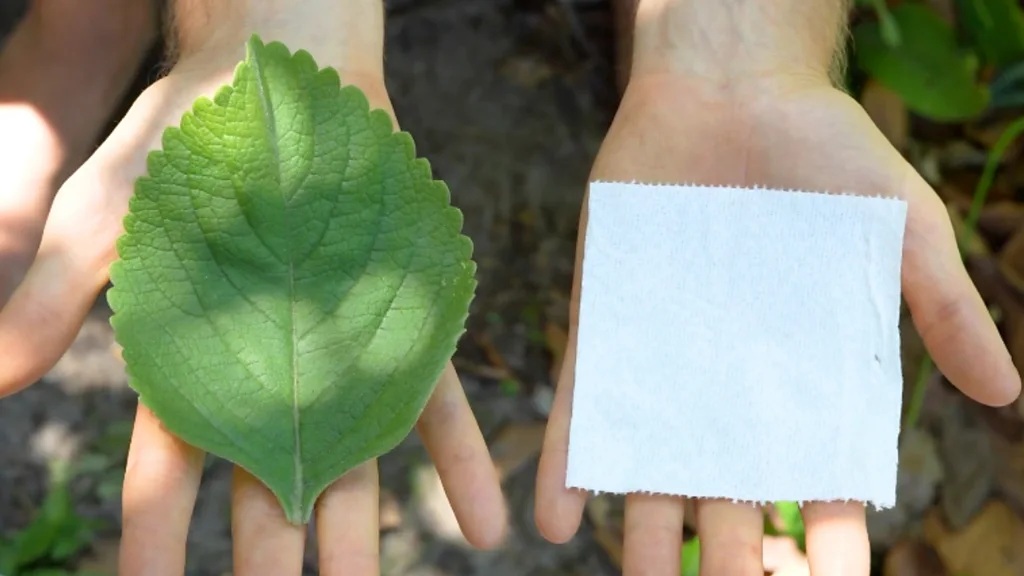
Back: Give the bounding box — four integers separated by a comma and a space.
765, 501, 806, 551
0, 463, 104, 576
679, 501, 807, 575
956, 0, 1024, 69
904, 114, 1024, 429
72, 420, 134, 504
852, 0, 1024, 121
107, 36, 475, 524
679, 537, 700, 576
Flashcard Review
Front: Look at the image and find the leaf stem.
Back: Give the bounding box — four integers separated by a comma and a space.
903, 353, 932, 430
964, 115, 1024, 241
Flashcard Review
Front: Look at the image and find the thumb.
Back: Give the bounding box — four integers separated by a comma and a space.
901, 167, 1021, 405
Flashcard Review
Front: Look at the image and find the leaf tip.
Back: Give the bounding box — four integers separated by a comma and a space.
245, 34, 266, 61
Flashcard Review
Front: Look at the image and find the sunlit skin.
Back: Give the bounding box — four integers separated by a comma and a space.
535, 1, 1021, 575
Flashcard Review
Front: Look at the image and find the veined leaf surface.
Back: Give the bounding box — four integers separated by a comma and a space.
108, 36, 475, 524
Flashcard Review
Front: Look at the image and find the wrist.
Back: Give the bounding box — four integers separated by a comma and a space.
630, 0, 846, 87
170, 0, 385, 80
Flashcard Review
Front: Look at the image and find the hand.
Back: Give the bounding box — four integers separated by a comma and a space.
535, 72, 1022, 575
0, 51, 506, 574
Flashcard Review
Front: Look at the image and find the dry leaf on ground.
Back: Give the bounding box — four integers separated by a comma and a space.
489, 421, 547, 481
924, 500, 1024, 576
883, 540, 949, 576
898, 428, 944, 515
978, 201, 1024, 246
999, 226, 1024, 295
991, 433, 1024, 514
938, 409, 995, 529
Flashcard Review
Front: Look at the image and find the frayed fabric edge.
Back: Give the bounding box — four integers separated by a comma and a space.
564, 484, 897, 512
588, 180, 907, 204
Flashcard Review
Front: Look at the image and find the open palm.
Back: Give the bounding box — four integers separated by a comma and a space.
536, 74, 1021, 575
0, 57, 505, 575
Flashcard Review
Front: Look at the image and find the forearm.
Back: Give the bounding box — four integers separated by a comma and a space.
168, 0, 385, 77
0, 0, 157, 180
631, 0, 849, 86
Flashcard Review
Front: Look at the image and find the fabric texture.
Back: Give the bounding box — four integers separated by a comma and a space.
566, 182, 908, 508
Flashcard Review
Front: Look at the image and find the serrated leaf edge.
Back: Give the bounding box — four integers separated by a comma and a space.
108, 34, 476, 524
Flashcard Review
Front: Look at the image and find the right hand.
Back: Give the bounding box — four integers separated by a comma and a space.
535, 70, 1020, 575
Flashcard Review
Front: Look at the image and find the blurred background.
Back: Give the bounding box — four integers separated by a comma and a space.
1, 0, 1024, 574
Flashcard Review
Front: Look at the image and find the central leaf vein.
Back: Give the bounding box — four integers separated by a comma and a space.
251, 47, 304, 512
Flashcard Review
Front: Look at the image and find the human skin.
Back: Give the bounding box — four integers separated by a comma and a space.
536, 1, 1022, 575
0, 0, 157, 302
0, 1, 507, 574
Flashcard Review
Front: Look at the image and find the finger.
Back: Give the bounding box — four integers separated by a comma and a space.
694, 499, 763, 576
621, 494, 685, 576
120, 403, 205, 576
316, 460, 380, 576
801, 501, 869, 576
535, 205, 589, 543
231, 466, 306, 576
535, 338, 590, 543
902, 170, 1021, 405
416, 362, 507, 549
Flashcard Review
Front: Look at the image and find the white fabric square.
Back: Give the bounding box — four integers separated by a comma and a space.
565, 182, 908, 508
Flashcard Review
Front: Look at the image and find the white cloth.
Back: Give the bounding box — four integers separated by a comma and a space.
566, 182, 908, 508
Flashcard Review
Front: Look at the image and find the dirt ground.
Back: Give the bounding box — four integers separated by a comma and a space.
0, 1, 621, 574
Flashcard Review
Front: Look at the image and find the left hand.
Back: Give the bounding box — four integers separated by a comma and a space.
535, 71, 1021, 575
0, 49, 507, 575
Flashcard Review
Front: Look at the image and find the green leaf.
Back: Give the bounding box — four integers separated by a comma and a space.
774, 501, 806, 551
49, 517, 94, 562
865, 0, 903, 46
108, 36, 476, 524
0, 543, 18, 575
13, 471, 74, 567
680, 538, 700, 576
853, 2, 990, 121
955, 0, 1024, 68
